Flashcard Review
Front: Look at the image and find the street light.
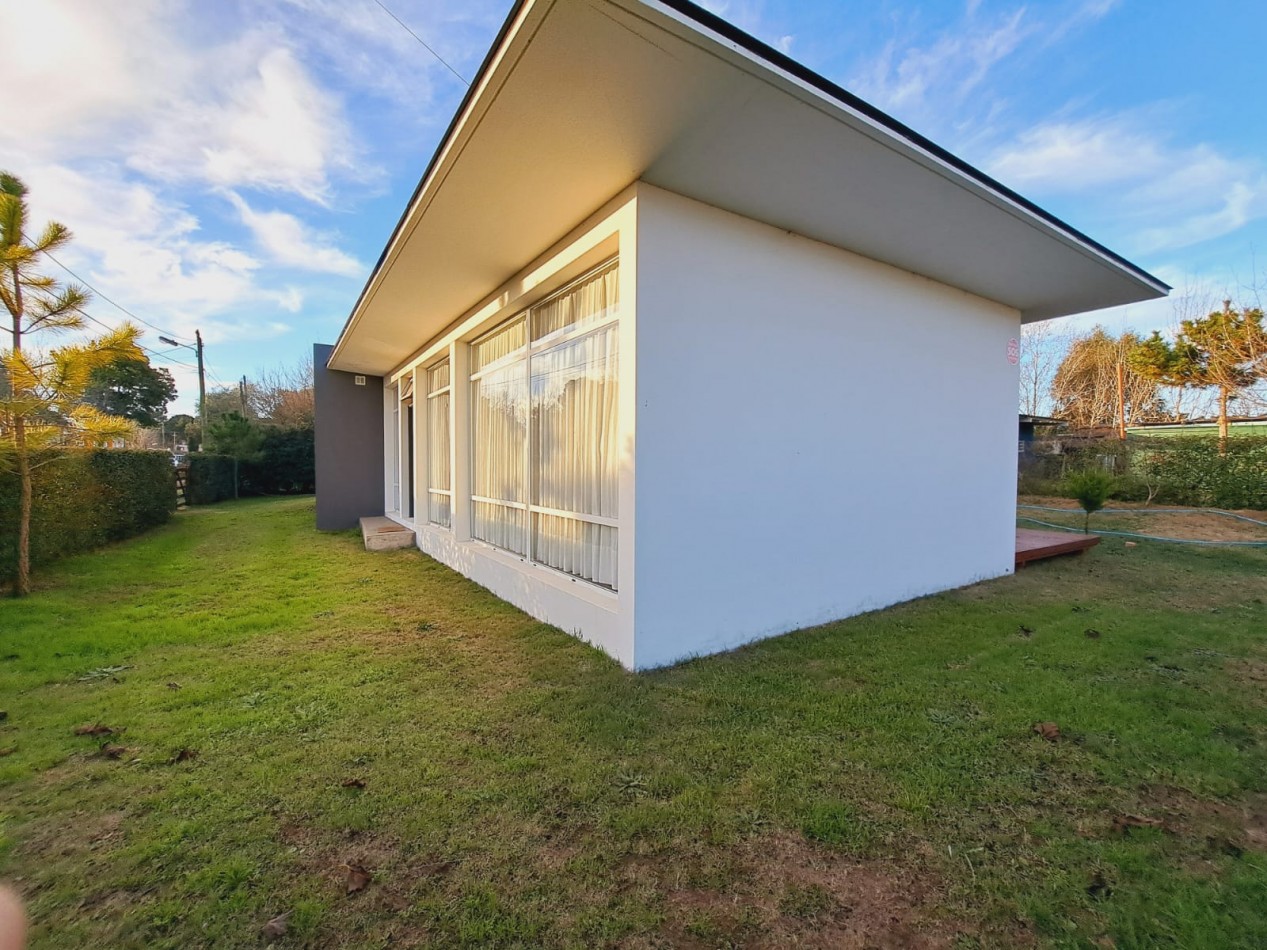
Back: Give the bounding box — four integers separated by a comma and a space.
160, 330, 206, 435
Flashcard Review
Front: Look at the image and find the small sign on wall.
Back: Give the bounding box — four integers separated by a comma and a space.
1006, 338, 1019, 365
354, 375, 367, 386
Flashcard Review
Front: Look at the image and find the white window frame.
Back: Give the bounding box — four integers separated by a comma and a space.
467, 258, 620, 588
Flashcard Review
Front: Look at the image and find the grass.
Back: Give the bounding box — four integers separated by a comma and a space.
1, 497, 1266, 948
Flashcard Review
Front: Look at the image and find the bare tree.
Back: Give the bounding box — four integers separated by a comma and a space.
1019, 320, 1071, 416
1052, 327, 1165, 433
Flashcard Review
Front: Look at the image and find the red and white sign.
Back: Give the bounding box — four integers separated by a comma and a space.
1006, 338, 1020, 365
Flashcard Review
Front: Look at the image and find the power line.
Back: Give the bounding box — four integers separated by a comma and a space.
41, 247, 190, 343
371, 0, 470, 86
75, 307, 200, 371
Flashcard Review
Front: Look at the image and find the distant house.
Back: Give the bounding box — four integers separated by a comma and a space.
1019, 414, 1064, 453
314, 0, 1167, 670
1128, 416, 1267, 438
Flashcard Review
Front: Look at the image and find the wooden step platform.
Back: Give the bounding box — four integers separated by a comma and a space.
1016, 528, 1099, 567
360, 517, 415, 552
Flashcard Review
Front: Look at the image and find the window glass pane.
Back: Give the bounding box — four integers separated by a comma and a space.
473, 501, 527, 555
472, 317, 526, 372
427, 390, 450, 527
428, 492, 451, 528
533, 513, 618, 590
532, 261, 619, 341
428, 360, 450, 393
531, 323, 619, 519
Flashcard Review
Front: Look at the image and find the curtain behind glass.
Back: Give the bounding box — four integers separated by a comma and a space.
471, 322, 527, 554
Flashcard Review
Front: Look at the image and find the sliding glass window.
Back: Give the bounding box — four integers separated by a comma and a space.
469, 260, 619, 589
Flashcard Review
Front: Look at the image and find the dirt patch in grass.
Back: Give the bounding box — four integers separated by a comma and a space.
633, 832, 979, 949
1132, 786, 1267, 856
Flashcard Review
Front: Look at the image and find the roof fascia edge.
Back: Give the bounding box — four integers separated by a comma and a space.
327, 0, 541, 370
632, 0, 1170, 296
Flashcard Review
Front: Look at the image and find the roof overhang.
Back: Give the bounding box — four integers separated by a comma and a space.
329, 0, 1169, 375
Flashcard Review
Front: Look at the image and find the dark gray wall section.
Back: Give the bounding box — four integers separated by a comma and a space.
314, 343, 385, 530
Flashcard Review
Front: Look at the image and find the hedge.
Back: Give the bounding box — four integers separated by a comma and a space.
0, 449, 176, 584
1019, 435, 1267, 509
1132, 436, 1267, 509
185, 453, 237, 506
240, 426, 314, 496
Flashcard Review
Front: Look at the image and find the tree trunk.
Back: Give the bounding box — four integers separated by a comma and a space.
1218, 386, 1230, 456
14, 415, 31, 596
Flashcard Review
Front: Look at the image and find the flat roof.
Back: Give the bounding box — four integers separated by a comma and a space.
329, 0, 1169, 375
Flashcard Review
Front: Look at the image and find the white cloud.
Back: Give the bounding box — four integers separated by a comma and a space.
0, 1, 365, 205
227, 192, 365, 277
987, 115, 1267, 253
850, 9, 1030, 118
129, 45, 359, 205
989, 119, 1166, 191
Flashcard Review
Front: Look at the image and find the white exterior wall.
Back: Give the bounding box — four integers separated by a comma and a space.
631, 185, 1020, 670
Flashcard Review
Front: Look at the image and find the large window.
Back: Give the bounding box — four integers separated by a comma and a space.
469, 260, 620, 589
426, 359, 452, 527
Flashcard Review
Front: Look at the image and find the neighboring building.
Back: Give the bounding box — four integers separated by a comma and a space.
1019, 414, 1064, 453
1127, 417, 1267, 438
315, 0, 1167, 670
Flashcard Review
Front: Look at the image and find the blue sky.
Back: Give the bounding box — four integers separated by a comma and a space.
3, 0, 1264, 413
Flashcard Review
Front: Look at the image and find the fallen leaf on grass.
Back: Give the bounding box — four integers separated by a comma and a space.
99, 744, 129, 760
340, 778, 366, 789
1113, 815, 1165, 834
1033, 722, 1061, 742
166, 682, 182, 690
0, 748, 15, 757
345, 863, 373, 894
74, 723, 117, 738
169, 748, 198, 764
1085, 628, 1102, 639
262, 911, 291, 938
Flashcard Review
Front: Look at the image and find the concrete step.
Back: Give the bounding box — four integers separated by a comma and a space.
360, 516, 415, 552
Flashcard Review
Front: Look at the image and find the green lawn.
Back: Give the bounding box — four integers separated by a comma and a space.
2, 497, 1266, 948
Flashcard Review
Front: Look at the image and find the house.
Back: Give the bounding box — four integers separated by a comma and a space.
1127, 416, 1267, 438
314, 0, 1168, 670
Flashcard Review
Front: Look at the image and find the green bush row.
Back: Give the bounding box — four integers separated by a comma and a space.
1132, 436, 1267, 509
1020, 435, 1267, 509
240, 426, 314, 496
0, 449, 176, 583
185, 453, 237, 506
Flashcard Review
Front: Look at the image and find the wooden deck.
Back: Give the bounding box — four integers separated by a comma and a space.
1015, 528, 1100, 567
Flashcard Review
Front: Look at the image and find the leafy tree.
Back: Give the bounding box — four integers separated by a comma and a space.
1132, 301, 1267, 446
1051, 328, 1165, 432
83, 356, 176, 428
1129, 331, 1203, 422
206, 411, 262, 499
0, 172, 142, 595
166, 412, 198, 451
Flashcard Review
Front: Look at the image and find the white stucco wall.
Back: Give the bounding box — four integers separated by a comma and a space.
631, 185, 1021, 670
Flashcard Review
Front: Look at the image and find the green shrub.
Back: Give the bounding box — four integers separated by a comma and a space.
0, 449, 176, 583
185, 453, 237, 505
239, 426, 314, 496
1065, 468, 1116, 533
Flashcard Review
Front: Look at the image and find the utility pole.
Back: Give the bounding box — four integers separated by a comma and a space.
1116, 360, 1127, 440
196, 330, 206, 435
160, 330, 207, 443
239, 375, 248, 415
